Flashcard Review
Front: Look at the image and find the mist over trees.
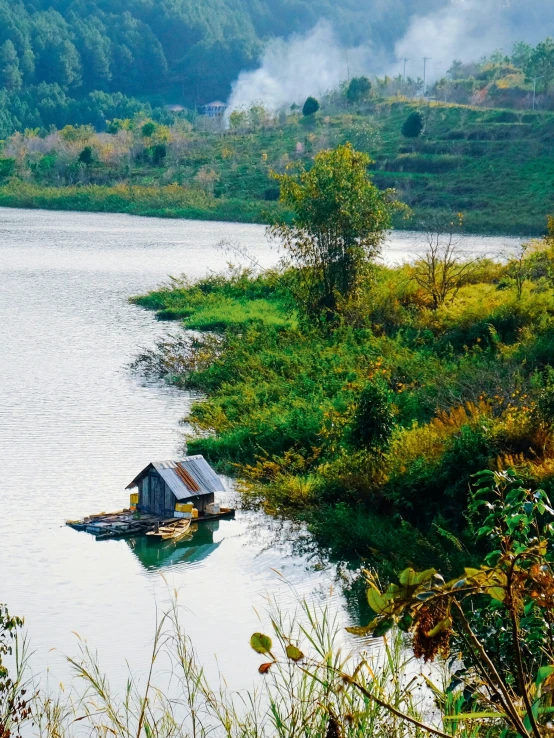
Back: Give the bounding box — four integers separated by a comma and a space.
0, 0, 449, 110
0, 0, 551, 138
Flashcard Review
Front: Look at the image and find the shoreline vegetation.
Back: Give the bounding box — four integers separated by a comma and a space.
104, 143, 554, 735
0, 181, 282, 224
1, 97, 554, 235
131, 146, 554, 581
5, 145, 554, 738
4, 472, 554, 738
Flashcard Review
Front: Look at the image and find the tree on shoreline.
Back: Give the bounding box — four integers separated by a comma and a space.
270, 143, 397, 320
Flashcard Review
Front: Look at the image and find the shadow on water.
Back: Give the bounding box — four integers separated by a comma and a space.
126, 520, 222, 571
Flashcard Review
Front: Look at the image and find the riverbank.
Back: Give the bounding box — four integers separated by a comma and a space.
0, 182, 283, 224
132, 244, 554, 575
0, 180, 544, 236
2, 100, 554, 235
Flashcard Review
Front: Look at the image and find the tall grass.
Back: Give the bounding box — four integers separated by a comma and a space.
10, 596, 465, 738
0, 182, 282, 224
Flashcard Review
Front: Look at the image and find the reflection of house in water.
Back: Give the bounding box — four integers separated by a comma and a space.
127, 521, 222, 570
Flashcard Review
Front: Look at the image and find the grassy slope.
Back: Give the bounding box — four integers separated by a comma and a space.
132, 260, 554, 573
3, 100, 554, 234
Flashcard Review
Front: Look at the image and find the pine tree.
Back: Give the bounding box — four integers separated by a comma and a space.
0, 40, 22, 91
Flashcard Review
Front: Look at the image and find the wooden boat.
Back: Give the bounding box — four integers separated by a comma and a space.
146, 518, 193, 542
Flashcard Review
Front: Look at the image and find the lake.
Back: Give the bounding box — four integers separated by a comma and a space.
0, 207, 522, 693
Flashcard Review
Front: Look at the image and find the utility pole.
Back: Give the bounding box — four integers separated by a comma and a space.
531, 75, 544, 110
423, 56, 432, 96
403, 57, 409, 82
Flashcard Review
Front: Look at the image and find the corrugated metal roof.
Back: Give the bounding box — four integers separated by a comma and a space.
126, 456, 225, 500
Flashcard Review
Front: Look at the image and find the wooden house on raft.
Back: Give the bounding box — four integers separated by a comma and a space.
126, 456, 225, 517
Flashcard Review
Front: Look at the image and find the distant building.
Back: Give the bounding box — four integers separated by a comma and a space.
201, 101, 227, 118
166, 104, 186, 113
126, 457, 225, 516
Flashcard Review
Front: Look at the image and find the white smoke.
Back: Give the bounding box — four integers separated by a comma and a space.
227, 21, 372, 112
391, 0, 554, 83
227, 0, 554, 111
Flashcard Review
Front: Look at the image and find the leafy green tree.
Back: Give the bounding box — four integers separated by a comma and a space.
229, 109, 247, 130
271, 143, 396, 318
447, 59, 464, 79
141, 121, 156, 138
528, 37, 554, 92
20, 47, 35, 83
347, 380, 395, 452
346, 76, 372, 104
78, 145, 94, 165
401, 110, 424, 138
152, 143, 167, 166
37, 39, 81, 88
0, 40, 22, 91
76, 20, 112, 92
0, 157, 15, 178
302, 96, 319, 117
511, 41, 533, 70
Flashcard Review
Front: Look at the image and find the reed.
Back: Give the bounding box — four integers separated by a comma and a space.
1, 595, 473, 738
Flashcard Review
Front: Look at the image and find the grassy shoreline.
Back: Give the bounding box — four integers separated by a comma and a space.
0, 180, 541, 236
131, 245, 554, 576
0, 182, 284, 224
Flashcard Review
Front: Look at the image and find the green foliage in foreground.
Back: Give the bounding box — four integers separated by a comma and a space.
252, 471, 554, 738
133, 234, 554, 573
0, 595, 464, 738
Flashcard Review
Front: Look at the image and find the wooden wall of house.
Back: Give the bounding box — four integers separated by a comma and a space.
138, 471, 174, 516
137, 472, 215, 516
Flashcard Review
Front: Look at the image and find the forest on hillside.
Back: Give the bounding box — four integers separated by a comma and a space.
0, 0, 445, 106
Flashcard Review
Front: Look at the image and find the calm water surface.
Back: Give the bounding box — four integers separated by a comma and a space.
0, 208, 522, 692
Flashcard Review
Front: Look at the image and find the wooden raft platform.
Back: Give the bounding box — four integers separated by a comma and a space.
66, 507, 235, 541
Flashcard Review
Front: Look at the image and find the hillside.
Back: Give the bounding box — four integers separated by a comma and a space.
0, 0, 443, 110
1, 100, 553, 235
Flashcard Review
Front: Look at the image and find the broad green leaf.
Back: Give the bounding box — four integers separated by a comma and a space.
347, 616, 381, 636
285, 644, 304, 662
250, 633, 273, 654
506, 514, 526, 533
414, 568, 437, 585
487, 586, 505, 602
367, 586, 388, 614
399, 568, 416, 586
346, 622, 377, 637
477, 525, 493, 538
464, 568, 481, 578
536, 665, 554, 687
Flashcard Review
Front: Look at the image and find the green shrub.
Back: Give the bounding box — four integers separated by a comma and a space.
347, 380, 395, 452
401, 111, 424, 138
302, 96, 320, 117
